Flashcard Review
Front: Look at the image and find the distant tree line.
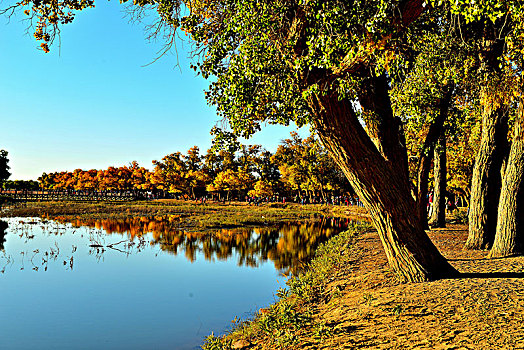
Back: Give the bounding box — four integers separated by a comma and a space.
2, 180, 40, 190
34, 133, 354, 202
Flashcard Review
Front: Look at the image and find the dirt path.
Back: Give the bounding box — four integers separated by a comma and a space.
310, 225, 524, 349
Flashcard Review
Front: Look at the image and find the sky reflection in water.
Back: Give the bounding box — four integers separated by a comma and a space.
0, 216, 351, 349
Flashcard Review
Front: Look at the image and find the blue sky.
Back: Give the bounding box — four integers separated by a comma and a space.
0, 2, 308, 180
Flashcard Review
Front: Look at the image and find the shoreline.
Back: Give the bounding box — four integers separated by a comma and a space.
203, 223, 524, 349
0, 200, 369, 232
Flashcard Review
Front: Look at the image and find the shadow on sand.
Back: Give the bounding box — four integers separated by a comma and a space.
456, 271, 524, 279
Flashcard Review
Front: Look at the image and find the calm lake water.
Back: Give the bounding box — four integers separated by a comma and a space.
0, 216, 351, 349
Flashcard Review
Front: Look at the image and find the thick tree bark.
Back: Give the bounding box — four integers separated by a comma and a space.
309, 89, 457, 282
358, 74, 410, 180
415, 84, 453, 227
465, 107, 509, 249
429, 135, 447, 228
465, 22, 509, 250
489, 103, 524, 258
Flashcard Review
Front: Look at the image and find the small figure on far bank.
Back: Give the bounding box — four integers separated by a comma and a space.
427, 191, 434, 217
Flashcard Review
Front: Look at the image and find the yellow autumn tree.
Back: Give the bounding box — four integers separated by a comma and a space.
248, 179, 273, 198
213, 169, 253, 201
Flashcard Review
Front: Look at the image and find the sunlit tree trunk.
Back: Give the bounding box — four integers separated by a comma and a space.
465, 107, 508, 249
465, 22, 510, 250
489, 101, 524, 258
429, 135, 447, 228
310, 86, 457, 282
320, 188, 326, 202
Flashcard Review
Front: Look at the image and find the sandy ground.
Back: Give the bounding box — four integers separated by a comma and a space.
305, 225, 524, 349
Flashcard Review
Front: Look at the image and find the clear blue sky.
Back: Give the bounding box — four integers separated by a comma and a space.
0, 2, 308, 180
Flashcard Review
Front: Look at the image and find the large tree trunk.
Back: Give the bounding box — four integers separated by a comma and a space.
489, 102, 524, 258
415, 84, 453, 227
429, 135, 447, 228
465, 107, 509, 249
309, 88, 457, 282
286, 1, 454, 282
465, 21, 510, 250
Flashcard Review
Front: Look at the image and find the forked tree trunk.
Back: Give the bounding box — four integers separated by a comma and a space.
489, 103, 524, 258
465, 107, 508, 249
309, 90, 457, 282
429, 135, 447, 228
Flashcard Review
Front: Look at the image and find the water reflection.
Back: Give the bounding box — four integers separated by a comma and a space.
0, 220, 7, 250
0, 216, 359, 349
46, 215, 355, 274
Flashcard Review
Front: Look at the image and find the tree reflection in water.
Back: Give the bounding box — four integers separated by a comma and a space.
49, 215, 360, 275
0, 220, 7, 251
